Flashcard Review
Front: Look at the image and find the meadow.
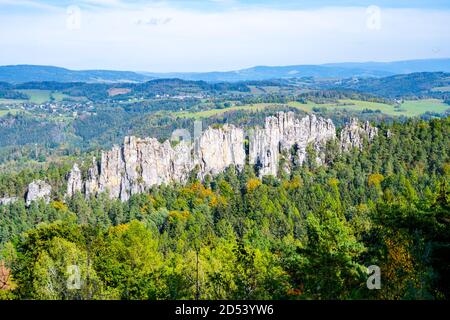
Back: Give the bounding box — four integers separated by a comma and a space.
175, 99, 449, 119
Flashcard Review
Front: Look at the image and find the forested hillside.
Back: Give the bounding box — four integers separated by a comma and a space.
0, 117, 448, 300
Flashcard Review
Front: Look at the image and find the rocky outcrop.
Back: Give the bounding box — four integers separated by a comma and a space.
84, 158, 100, 198
340, 118, 378, 152
70, 124, 245, 201
26, 180, 51, 206
0, 197, 18, 206
195, 124, 246, 177
66, 163, 83, 197
88, 137, 191, 201
66, 112, 377, 201
249, 112, 336, 176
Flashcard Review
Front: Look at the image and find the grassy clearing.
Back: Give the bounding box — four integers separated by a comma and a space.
17, 90, 52, 103
175, 103, 277, 119
175, 99, 449, 119
396, 99, 449, 116
17, 90, 74, 103
289, 99, 449, 117
0, 109, 21, 117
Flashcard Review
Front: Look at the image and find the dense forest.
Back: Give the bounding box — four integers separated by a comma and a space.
0, 116, 448, 300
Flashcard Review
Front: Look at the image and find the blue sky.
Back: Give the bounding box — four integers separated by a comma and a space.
0, 0, 449, 72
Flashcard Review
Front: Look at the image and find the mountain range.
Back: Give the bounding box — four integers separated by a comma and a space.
1, 58, 449, 83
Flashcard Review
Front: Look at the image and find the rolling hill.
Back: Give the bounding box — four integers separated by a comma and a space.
0, 58, 449, 83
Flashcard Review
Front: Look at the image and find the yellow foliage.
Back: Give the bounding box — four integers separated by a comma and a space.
246, 178, 262, 192
283, 176, 303, 191
357, 203, 369, 213
140, 204, 149, 215
368, 173, 384, 188
210, 195, 227, 208
110, 223, 130, 235
168, 210, 190, 222
182, 182, 214, 200
444, 162, 450, 177
327, 178, 339, 187
379, 232, 418, 299
146, 195, 156, 205
51, 200, 68, 211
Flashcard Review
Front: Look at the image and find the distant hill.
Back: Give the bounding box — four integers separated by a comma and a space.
0, 65, 152, 84
323, 59, 450, 75
0, 58, 449, 83
144, 58, 450, 82
144, 65, 391, 82
324, 72, 450, 98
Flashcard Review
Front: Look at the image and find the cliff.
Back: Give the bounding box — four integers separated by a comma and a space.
67, 124, 245, 201
249, 112, 336, 176
340, 118, 378, 152
26, 180, 51, 206
65, 112, 378, 201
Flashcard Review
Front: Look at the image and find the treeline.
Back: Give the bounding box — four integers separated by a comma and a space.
0, 116, 449, 300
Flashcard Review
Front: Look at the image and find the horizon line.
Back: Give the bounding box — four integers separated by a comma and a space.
1, 57, 449, 74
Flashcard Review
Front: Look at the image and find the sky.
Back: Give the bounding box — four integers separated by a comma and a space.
0, 0, 449, 72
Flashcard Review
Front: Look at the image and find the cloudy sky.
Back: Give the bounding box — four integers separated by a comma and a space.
0, 0, 449, 72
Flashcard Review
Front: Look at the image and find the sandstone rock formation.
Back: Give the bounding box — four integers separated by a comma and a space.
340, 118, 378, 152
67, 124, 245, 201
195, 124, 245, 177
66, 112, 377, 201
0, 197, 18, 206
66, 163, 83, 197
249, 112, 336, 176
26, 180, 51, 206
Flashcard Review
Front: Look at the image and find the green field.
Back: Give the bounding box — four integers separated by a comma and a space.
175, 103, 276, 119
397, 99, 450, 116
0, 108, 21, 116
174, 99, 449, 119
16, 90, 73, 104
17, 90, 52, 104
288, 99, 449, 117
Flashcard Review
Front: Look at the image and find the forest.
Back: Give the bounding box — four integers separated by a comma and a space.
0, 116, 448, 300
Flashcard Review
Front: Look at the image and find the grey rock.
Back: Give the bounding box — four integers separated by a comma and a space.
85, 158, 99, 197
66, 163, 83, 197
66, 112, 375, 201
249, 112, 336, 176
340, 118, 378, 152
195, 124, 246, 177
0, 197, 18, 206
26, 180, 51, 206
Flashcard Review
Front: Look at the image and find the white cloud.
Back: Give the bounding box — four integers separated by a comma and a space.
0, 3, 449, 71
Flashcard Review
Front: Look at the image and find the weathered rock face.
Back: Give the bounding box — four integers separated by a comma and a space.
91, 137, 193, 201
73, 124, 244, 201
340, 118, 378, 152
66, 112, 377, 201
26, 180, 51, 206
195, 124, 246, 177
249, 112, 336, 176
66, 163, 83, 197
117, 137, 193, 201
0, 197, 18, 206
85, 158, 99, 198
